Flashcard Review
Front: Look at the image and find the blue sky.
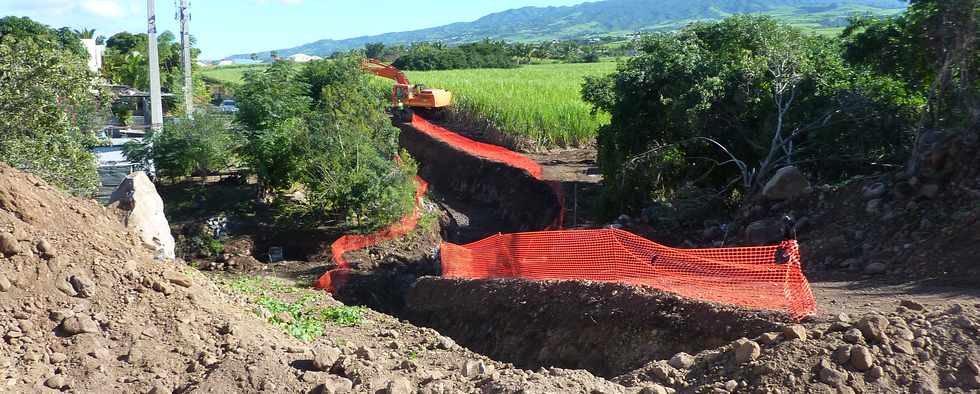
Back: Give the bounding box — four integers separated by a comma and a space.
1, 0, 587, 59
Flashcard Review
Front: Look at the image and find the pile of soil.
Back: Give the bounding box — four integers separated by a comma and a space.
0, 163, 632, 393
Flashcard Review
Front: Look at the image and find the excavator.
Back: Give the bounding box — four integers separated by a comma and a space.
361, 58, 452, 121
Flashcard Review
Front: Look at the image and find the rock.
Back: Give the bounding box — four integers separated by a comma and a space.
49, 309, 74, 322
147, 384, 172, 394
863, 183, 887, 200
865, 199, 883, 214
817, 359, 846, 387
920, 184, 940, 199
274, 312, 293, 324
832, 345, 852, 365
312, 347, 341, 371
462, 360, 493, 378
864, 262, 888, 275
44, 375, 67, 390
962, 358, 980, 376
758, 332, 780, 345
763, 166, 811, 200
36, 238, 55, 258
354, 346, 375, 361
59, 315, 99, 336
69, 275, 95, 298
892, 340, 914, 355
850, 345, 875, 371
866, 366, 884, 381
724, 380, 738, 391
436, 336, 456, 350
167, 274, 192, 288
108, 172, 176, 260
639, 384, 668, 394
734, 339, 761, 364
900, 299, 926, 311
0, 232, 21, 256
151, 280, 173, 295
782, 325, 807, 341
317, 376, 353, 394
49, 352, 67, 364
669, 352, 695, 369
384, 376, 414, 394
745, 220, 783, 245
857, 315, 890, 342
0, 275, 11, 292
844, 328, 864, 344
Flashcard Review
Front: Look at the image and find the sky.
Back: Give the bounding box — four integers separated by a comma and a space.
0, 0, 587, 59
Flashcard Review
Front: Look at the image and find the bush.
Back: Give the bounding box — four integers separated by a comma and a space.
124, 111, 241, 179
583, 16, 919, 216
0, 18, 103, 196
236, 57, 418, 232
392, 40, 517, 71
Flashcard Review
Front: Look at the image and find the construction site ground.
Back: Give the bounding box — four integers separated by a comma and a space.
2, 115, 980, 393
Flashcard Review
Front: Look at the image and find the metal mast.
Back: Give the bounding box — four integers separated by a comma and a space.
146, 0, 164, 131
179, 0, 193, 116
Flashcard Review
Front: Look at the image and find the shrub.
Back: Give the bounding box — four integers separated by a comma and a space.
0, 18, 103, 196
583, 16, 919, 216
392, 40, 517, 71
124, 111, 241, 179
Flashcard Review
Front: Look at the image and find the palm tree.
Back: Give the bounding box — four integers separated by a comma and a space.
74, 28, 96, 39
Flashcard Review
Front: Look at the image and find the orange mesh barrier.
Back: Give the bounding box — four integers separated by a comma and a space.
440, 228, 817, 319
315, 177, 428, 293
411, 114, 543, 179
410, 114, 565, 229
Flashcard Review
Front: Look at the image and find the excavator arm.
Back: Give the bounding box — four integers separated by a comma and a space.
361, 58, 410, 86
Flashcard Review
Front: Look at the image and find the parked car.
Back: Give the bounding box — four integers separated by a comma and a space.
217, 100, 239, 113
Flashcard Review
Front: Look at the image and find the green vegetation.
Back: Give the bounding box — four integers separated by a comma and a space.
391, 40, 517, 71
228, 276, 366, 342
235, 58, 418, 232
102, 31, 210, 111
0, 17, 105, 196
584, 0, 976, 219
200, 64, 268, 86
124, 112, 242, 179
407, 62, 617, 148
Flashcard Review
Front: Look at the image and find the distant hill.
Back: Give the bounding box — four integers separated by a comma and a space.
226, 0, 907, 61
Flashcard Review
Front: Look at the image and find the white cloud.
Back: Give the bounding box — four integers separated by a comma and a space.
2, 0, 133, 19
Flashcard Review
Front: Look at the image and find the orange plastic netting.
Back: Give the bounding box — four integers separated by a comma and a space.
440, 229, 817, 319
315, 177, 428, 293
411, 114, 543, 179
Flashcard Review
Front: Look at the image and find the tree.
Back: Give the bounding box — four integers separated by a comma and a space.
250, 53, 259, 62
583, 16, 917, 215
365, 42, 385, 59
0, 18, 105, 195
74, 28, 96, 39
124, 112, 241, 180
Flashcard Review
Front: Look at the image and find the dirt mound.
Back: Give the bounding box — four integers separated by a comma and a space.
616, 301, 980, 393
407, 278, 787, 378
0, 164, 630, 393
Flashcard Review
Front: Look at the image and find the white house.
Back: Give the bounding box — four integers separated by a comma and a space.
287, 53, 322, 63
81, 38, 106, 73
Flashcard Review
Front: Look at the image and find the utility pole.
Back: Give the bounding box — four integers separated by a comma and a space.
146, 0, 164, 132
179, 0, 193, 117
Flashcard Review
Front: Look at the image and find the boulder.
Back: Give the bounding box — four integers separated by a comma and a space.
734, 339, 761, 364
745, 220, 783, 245
669, 352, 695, 369
108, 172, 175, 260
850, 345, 875, 371
762, 166, 811, 200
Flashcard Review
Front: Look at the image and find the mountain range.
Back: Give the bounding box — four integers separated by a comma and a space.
226, 0, 907, 61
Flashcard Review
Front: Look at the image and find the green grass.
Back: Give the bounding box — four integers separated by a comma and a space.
200, 64, 267, 86
406, 62, 617, 148
226, 276, 366, 342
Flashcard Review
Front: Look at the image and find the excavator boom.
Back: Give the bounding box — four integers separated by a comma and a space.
360, 58, 452, 111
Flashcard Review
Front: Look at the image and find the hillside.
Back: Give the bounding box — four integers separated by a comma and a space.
226, 0, 906, 61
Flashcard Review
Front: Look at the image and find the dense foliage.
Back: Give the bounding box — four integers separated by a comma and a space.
391, 40, 517, 71
0, 17, 104, 195
124, 112, 241, 179
583, 15, 922, 214
102, 30, 209, 112
236, 58, 417, 231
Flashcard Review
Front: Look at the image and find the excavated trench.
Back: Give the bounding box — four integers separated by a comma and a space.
330, 118, 786, 378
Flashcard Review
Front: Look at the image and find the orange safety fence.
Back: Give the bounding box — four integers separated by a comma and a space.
315, 177, 429, 293
410, 114, 565, 229
411, 114, 543, 179
440, 228, 817, 320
